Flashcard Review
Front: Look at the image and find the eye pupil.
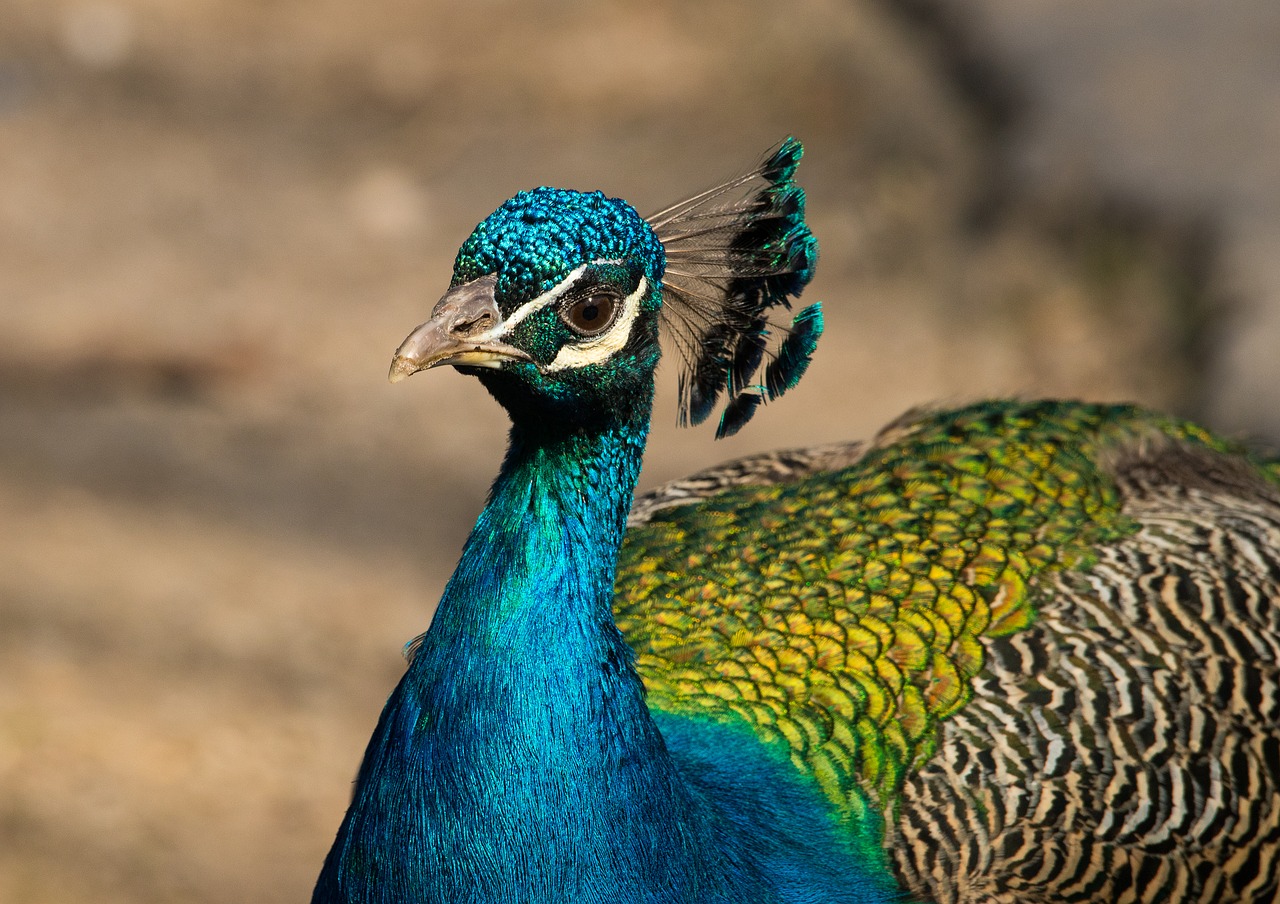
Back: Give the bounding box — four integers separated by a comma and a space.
564, 292, 617, 336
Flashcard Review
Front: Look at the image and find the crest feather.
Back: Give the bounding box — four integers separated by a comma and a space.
649, 137, 822, 437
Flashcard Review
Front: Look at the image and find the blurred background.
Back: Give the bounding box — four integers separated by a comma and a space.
2, 0, 1278, 900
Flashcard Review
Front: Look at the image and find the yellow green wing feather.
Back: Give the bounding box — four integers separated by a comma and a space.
613, 400, 1240, 817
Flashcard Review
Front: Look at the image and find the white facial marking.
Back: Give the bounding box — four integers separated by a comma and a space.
546, 276, 646, 372
456, 260, 643, 372
500, 263, 591, 334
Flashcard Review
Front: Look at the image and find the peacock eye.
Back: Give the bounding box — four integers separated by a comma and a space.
560, 292, 619, 337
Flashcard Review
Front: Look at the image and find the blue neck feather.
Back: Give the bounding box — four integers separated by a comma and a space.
314, 383, 895, 904
314, 390, 735, 901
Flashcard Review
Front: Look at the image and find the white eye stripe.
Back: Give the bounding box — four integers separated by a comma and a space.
460, 259, 641, 371
545, 276, 647, 372
490, 258, 630, 337
498, 263, 592, 334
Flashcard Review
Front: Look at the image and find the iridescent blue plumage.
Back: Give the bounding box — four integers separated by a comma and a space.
453, 187, 666, 301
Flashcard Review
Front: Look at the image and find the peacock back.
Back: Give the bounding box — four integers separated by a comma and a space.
616, 399, 1280, 903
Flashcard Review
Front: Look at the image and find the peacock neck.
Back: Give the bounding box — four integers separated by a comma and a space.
315, 388, 900, 904
404, 411, 662, 798
431, 411, 646, 646
315, 389, 761, 903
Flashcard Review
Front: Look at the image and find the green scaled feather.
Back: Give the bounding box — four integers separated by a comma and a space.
613, 400, 1240, 815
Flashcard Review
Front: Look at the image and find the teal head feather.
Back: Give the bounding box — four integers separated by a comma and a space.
452, 187, 666, 301
446, 187, 666, 428
389, 137, 822, 437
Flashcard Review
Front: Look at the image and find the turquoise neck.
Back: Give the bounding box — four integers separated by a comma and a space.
314, 390, 758, 902
434, 414, 645, 645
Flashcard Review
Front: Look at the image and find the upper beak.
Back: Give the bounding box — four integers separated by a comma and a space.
388, 274, 532, 383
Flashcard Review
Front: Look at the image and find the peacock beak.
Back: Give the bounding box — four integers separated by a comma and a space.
388, 274, 532, 383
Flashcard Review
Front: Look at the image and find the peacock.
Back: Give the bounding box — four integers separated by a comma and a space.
313, 139, 1280, 903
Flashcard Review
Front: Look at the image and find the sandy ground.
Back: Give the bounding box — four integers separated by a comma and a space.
1, 1, 1276, 901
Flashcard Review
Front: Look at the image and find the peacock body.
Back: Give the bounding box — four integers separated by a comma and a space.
314, 140, 1280, 903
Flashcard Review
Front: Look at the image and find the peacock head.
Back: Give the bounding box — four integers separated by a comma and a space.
389, 138, 823, 438
389, 188, 667, 428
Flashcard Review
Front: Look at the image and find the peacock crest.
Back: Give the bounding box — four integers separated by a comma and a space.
647, 137, 822, 438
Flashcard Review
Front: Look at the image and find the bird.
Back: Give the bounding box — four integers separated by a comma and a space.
313, 138, 1280, 904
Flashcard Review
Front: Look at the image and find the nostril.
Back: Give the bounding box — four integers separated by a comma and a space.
451, 311, 495, 336
432, 273, 501, 339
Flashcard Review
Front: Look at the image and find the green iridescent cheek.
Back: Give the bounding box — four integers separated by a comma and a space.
506, 310, 569, 366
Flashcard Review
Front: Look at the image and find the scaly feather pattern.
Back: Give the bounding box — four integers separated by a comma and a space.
621, 399, 1280, 903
